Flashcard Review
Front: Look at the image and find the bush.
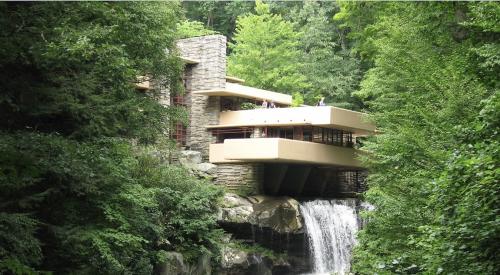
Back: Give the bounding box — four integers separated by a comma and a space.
177, 20, 218, 38
292, 92, 304, 107
240, 102, 258, 110
0, 133, 224, 273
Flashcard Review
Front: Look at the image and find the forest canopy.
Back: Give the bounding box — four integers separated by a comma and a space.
0, 1, 498, 274
0, 2, 222, 274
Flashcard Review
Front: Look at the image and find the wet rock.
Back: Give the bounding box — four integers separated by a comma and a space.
155, 252, 186, 275
218, 245, 290, 275
251, 196, 302, 234
154, 252, 212, 275
218, 194, 310, 274
221, 246, 250, 269
188, 254, 211, 275
218, 193, 253, 224
218, 193, 302, 234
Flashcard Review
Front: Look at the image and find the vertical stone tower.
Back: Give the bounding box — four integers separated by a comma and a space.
176, 35, 226, 159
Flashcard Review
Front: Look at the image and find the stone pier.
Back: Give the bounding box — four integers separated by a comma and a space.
177, 35, 226, 159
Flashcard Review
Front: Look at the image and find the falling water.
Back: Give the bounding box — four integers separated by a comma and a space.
300, 199, 359, 275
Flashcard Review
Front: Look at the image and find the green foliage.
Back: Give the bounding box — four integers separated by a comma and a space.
228, 0, 309, 95
291, 92, 304, 107
0, 133, 224, 273
0, 257, 40, 275
293, 0, 363, 109
185, 1, 362, 108
240, 102, 258, 110
177, 20, 218, 39
182, 0, 254, 39
337, 2, 499, 274
0, 2, 183, 142
0, 213, 41, 273
423, 92, 500, 274
0, 2, 225, 274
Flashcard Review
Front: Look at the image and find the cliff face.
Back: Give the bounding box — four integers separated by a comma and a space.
217, 193, 311, 274
174, 149, 368, 274
218, 193, 303, 233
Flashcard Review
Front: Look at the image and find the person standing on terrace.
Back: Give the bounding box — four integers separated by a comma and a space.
262, 99, 268, 108
317, 97, 326, 106
269, 101, 276, 108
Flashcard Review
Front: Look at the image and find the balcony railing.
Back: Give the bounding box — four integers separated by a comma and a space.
209, 106, 375, 136
211, 126, 355, 148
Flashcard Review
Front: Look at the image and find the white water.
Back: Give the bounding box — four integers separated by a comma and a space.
300, 199, 359, 275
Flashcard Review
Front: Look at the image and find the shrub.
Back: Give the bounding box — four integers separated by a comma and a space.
0, 133, 224, 273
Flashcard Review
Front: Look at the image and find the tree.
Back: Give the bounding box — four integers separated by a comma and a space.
177, 20, 218, 39
0, 2, 183, 142
0, 134, 224, 274
425, 92, 499, 274
182, 0, 254, 40
293, 0, 363, 108
0, 2, 224, 273
336, 2, 499, 273
228, 0, 308, 95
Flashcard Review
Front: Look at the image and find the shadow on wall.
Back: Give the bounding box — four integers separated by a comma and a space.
262, 163, 367, 198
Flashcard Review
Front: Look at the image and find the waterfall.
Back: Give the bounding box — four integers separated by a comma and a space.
300, 199, 359, 275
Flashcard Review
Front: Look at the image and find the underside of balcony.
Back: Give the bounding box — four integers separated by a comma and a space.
209, 138, 365, 168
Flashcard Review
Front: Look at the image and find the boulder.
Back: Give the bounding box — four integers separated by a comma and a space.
221, 246, 249, 269
179, 150, 202, 166
218, 244, 291, 275
218, 193, 254, 224
218, 193, 302, 234
218, 194, 310, 274
178, 151, 218, 181
251, 196, 302, 234
188, 254, 212, 275
196, 162, 217, 174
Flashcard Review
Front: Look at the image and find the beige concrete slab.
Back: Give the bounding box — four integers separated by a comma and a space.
226, 76, 245, 84
180, 56, 200, 64
192, 83, 293, 105
209, 143, 244, 163
211, 106, 375, 135
209, 138, 365, 168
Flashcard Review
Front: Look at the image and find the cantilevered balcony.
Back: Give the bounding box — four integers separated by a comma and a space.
209, 138, 365, 168
209, 106, 374, 136
193, 83, 293, 106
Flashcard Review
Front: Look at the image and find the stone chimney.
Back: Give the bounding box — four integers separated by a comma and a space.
176, 35, 227, 159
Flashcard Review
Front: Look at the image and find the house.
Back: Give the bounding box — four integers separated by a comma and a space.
138, 35, 375, 198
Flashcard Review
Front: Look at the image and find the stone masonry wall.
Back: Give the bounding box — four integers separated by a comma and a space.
177, 35, 263, 192
216, 163, 263, 193
154, 78, 171, 107
177, 35, 226, 160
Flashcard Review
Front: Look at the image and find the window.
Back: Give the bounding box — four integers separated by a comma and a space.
212, 127, 253, 143
170, 95, 187, 145
172, 122, 187, 146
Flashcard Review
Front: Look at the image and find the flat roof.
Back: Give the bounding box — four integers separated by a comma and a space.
180, 56, 200, 64
192, 83, 293, 105
205, 106, 375, 135
225, 76, 245, 84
